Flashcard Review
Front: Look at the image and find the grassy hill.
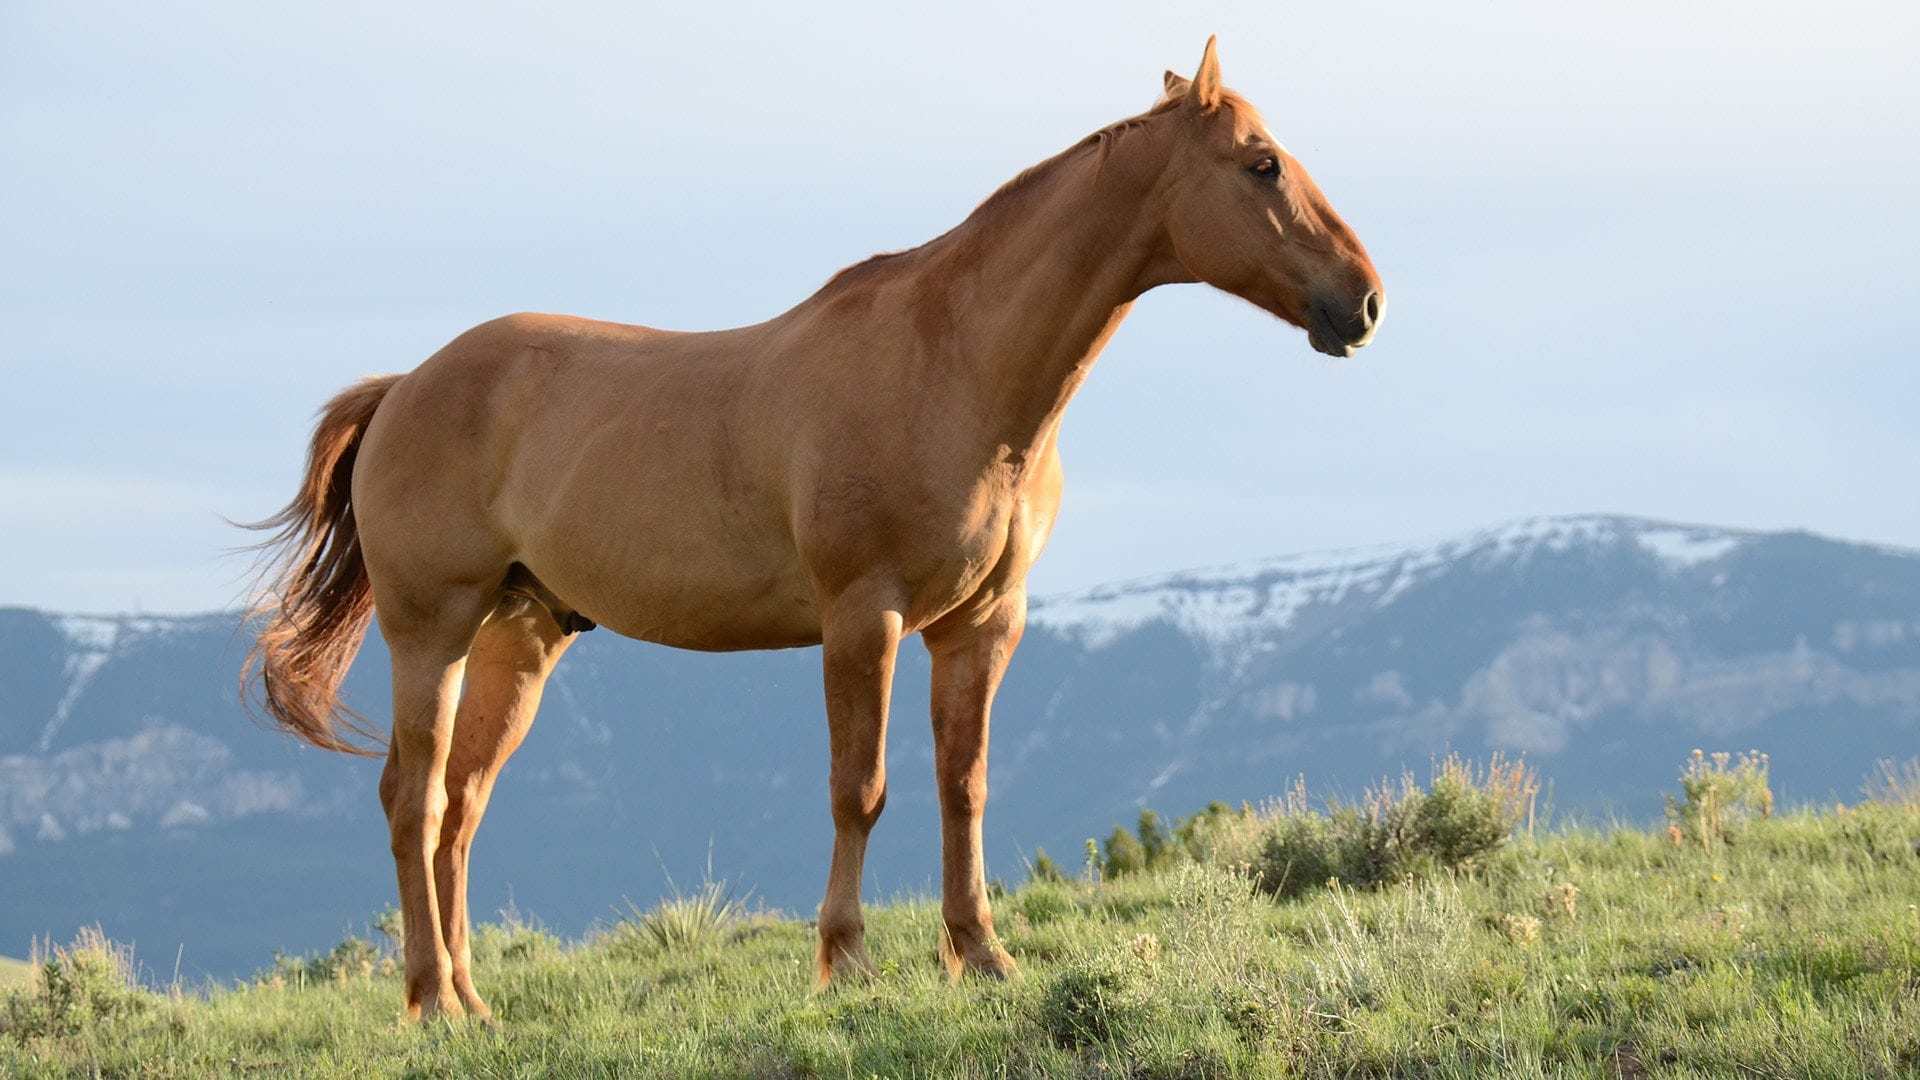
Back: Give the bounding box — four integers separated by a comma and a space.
5, 758, 1920, 1078
0, 958, 29, 990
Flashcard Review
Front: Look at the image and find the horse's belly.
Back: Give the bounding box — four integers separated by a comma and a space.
599, 579, 823, 652
519, 536, 823, 652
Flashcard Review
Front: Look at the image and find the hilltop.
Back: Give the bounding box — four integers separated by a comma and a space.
4, 757, 1919, 1078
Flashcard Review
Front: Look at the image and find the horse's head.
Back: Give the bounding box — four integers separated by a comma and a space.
1155, 38, 1383, 358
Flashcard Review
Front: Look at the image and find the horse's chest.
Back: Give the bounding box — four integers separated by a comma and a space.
803, 466, 1029, 618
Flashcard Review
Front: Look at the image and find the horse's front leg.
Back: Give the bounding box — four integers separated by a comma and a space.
922, 587, 1024, 981
813, 592, 904, 989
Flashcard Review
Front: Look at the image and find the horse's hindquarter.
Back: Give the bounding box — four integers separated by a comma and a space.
358, 313, 823, 650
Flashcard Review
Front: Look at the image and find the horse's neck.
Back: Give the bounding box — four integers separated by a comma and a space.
920, 137, 1177, 460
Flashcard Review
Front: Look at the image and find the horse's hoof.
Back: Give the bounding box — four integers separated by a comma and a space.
965, 947, 1022, 984
940, 927, 1022, 983
813, 942, 879, 992
404, 983, 466, 1023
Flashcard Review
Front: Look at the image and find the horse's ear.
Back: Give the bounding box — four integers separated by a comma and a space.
1190, 35, 1223, 111
1162, 69, 1192, 101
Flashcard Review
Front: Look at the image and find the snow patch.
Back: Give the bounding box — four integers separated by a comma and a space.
1637, 528, 1742, 569
1030, 515, 1753, 653
38, 614, 206, 753
55, 616, 123, 652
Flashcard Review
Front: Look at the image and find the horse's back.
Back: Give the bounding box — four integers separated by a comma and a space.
352, 311, 822, 649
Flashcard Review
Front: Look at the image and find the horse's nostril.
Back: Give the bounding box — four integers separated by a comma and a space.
1362, 289, 1383, 329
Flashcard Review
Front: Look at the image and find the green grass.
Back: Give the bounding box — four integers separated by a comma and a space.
0, 958, 30, 990
5, 802, 1920, 1076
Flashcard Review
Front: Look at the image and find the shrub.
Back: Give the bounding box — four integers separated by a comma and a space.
1254, 754, 1537, 900
1102, 822, 1149, 879
1257, 796, 1359, 898
1039, 937, 1159, 1047
1301, 880, 1474, 1017
1665, 749, 1772, 848
1412, 753, 1538, 864
253, 909, 402, 989
1027, 846, 1066, 883
2, 928, 152, 1041
1173, 801, 1257, 864
1100, 802, 1260, 880
1014, 880, 1077, 926
1159, 863, 1272, 994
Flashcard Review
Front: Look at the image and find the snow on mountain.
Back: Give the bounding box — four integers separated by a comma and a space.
1028, 515, 1753, 651
41, 616, 198, 752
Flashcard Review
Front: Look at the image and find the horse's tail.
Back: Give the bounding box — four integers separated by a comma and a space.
240, 374, 405, 756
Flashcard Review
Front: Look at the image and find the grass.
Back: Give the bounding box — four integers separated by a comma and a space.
0, 958, 31, 990
5, 760, 1920, 1077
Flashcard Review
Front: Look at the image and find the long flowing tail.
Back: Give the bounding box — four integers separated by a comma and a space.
240, 374, 404, 755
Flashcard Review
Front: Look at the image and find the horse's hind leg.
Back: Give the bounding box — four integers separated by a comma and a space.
376, 582, 495, 1020
435, 597, 573, 1019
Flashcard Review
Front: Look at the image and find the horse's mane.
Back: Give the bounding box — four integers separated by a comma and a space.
816, 91, 1265, 297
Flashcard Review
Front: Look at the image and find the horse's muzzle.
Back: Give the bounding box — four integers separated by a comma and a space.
1308, 288, 1383, 358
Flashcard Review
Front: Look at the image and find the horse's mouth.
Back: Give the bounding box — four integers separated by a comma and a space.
1310, 335, 1357, 359
1308, 309, 1361, 359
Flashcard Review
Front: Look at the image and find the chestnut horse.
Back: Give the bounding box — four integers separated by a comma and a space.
245, 38, 1381, 1020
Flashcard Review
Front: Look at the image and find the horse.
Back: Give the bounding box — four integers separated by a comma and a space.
244, 37, 1382, 1021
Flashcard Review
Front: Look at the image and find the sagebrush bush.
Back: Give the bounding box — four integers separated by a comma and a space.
1158, 864, 1275, 995
1253, 754, 1537, 899
1666, 749, 1772, 848
1412, 753, 1536, 864
1101, 821, 1149, 879
1256, 798, 1361, 897
1038, 936, 1160, 1048
2, 928, 152, 1041
1027, 846, 1066, 882
1013, 880, 1078, 926
1098, 801, 1257, 879
1300, 880, 1474, 1018
253, 909, 401, 989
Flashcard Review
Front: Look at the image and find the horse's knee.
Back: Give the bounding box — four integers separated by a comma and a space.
387, 782, 446, 856
431, 832, 470, 886
831, 775, 887, 833
938, 766, 986, 820
378, 755, 400, 819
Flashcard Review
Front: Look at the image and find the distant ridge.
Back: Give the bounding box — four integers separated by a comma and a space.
4, 513, 1918, 979
1029, 514, 1765, 647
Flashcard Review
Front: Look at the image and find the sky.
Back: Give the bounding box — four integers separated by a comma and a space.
3, 1, 1916, 615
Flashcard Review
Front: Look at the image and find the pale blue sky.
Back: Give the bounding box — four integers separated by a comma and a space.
3, 1, 1916, 613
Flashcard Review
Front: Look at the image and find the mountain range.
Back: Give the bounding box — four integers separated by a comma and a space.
4, 514, 1917, 979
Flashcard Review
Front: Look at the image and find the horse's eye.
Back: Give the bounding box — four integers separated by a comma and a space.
1248, 157, 1280, 179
